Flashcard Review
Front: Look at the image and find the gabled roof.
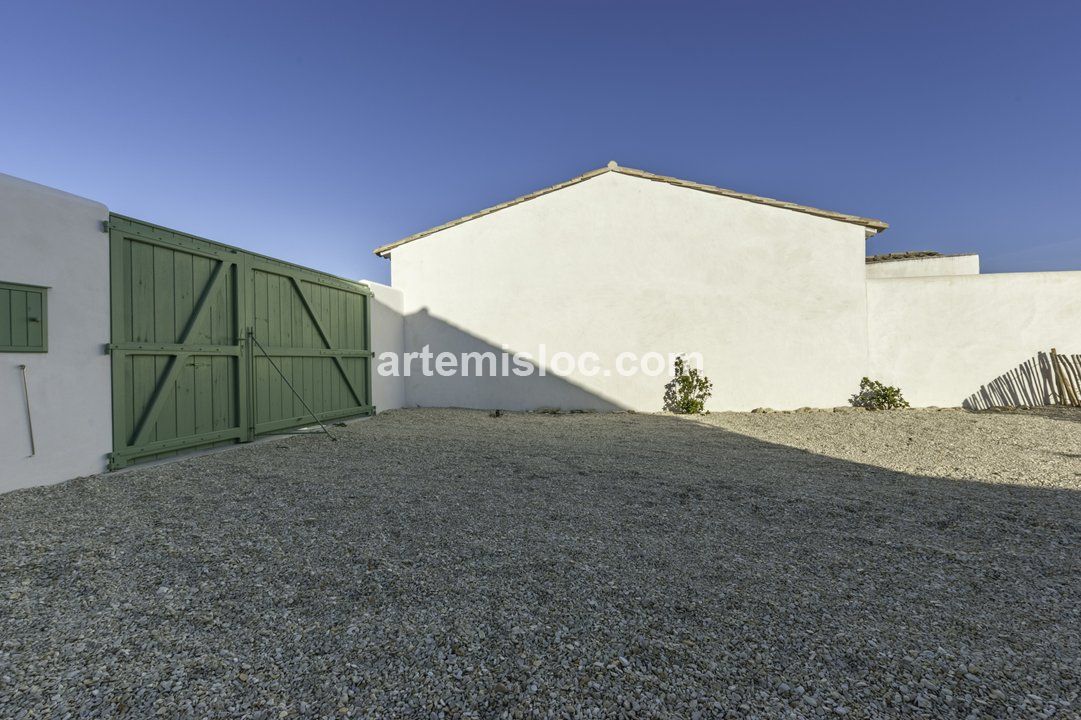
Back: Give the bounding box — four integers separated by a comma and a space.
373, 162, 889, 257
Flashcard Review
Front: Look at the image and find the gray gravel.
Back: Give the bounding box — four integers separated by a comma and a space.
1, 407, 1079, 719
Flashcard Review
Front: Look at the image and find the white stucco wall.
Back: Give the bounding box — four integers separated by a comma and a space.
363, 280, 405, 411
866, 254, 979, 279
867, 272, 1081, 407
389, 171, 871, 411
0, 173, 111, 492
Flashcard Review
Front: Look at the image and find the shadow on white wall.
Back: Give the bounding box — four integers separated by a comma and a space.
964, 352, 1081, 409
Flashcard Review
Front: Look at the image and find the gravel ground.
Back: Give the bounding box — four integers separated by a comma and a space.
1, 407, 1079, 719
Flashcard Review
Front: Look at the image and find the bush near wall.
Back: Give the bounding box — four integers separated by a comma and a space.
664, 356, 713, 414
850, 377, 909, 410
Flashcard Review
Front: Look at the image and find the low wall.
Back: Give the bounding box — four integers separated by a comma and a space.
0, 174, 111, 492
867, 272, 1081, 407
363, 280, 405, 411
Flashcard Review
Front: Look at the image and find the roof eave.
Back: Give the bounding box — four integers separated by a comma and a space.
611, 165, 889, 234
372, 167, 610, 257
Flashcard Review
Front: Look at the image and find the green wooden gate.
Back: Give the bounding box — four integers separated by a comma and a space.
107, 215, 373, 469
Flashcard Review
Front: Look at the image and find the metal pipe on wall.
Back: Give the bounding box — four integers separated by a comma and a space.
18, 364, 36, 456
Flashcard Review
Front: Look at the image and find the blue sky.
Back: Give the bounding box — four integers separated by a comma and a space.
2, 1, 1078, 283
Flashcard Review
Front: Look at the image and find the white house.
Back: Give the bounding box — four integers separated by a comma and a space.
375, 162, 1081, 412
2, 164, 1079, 492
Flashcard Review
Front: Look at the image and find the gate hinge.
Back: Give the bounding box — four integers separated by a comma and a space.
101, 219, 110, 233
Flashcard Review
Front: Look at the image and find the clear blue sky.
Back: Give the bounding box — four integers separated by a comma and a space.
2, 1, 1078, 283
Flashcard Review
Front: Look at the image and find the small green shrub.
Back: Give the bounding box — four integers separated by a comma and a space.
850, 377, 909, 410
663, 356, 713, 414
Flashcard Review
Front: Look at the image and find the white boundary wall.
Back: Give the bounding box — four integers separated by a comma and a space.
0, 174, 111, 492
363, 280, 405, 411
867, 272, 1081, 407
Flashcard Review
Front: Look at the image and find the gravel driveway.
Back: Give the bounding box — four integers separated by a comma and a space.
1, 408, 1079, 718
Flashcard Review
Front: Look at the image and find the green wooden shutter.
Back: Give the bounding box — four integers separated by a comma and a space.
0, 281, 48, 352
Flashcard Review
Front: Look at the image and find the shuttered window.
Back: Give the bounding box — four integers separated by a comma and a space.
0, 281, 48, 352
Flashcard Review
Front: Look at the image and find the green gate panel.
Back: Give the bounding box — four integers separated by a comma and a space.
247, 262, 371, 434
108, 215, 373, 469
